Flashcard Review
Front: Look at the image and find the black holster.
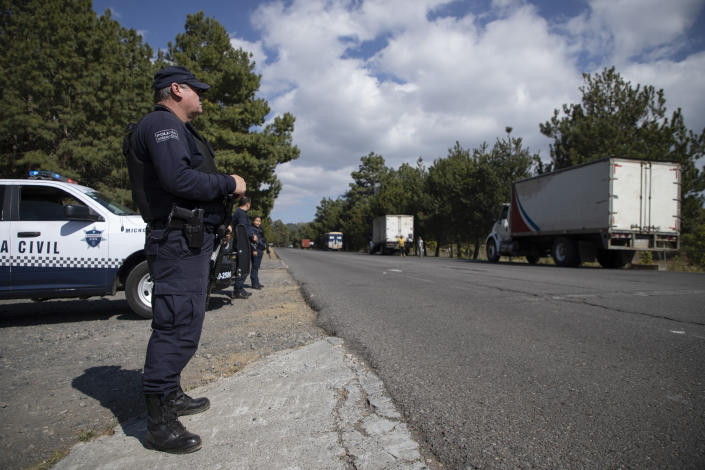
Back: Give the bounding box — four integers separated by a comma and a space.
169, 205, 205, 249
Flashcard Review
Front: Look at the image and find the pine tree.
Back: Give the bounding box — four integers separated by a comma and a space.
0, 0, 154, 204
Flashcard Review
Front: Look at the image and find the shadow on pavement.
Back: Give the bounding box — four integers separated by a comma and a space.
0, 298, 142, 327
72, 366, 147, 442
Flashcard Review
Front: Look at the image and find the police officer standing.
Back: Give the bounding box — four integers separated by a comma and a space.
249, 216, 269, 289
126, 65, 246, 454
231, 197, 255, 299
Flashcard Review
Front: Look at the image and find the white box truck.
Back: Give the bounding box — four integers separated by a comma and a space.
371, 215, 413, 254
485, 158, 680, 268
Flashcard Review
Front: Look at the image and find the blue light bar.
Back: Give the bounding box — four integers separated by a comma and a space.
27, 170, 78, 184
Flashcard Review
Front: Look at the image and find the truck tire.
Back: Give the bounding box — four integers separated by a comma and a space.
526, 254, 540, 265
619, 250, 636, 267
486, 239, 500, 263
125, 260, 153, 319
552, 237, 580, 267
597, 250, 634, 269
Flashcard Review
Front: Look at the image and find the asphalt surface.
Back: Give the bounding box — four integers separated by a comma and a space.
277, 248, 705, 469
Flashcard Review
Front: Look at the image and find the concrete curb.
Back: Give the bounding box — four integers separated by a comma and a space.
52, 338, 429, 470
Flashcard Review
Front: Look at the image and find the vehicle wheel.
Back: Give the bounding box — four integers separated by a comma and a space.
551, 237, 579, 267
597, 250, 634, 269
620, 250, 636, 267
126, 260, 153, 319
526, 253, 540, 265
486, 239, 500, 263
597, 250, 616, 268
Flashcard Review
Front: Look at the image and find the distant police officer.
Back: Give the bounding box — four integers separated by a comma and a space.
231, 197, 254, 299
126, 65, 246, 454
250, 216, 269, 289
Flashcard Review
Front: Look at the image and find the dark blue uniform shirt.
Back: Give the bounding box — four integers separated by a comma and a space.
232, 207, 255, 238
134, 105, 236, 226
253, 226, 267, 251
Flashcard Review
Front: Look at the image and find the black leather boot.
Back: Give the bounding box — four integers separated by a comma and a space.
144, 394, 202, 454
232, 289, 251, 299
167, 387, 210, 416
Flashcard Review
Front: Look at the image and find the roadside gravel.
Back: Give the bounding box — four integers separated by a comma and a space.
0, 251, 323, 470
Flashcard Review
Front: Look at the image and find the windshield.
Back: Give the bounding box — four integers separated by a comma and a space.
84, 190, 137, 215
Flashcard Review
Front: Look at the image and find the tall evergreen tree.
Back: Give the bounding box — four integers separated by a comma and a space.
311, 197, 345, 238
335, 153, 385, 250
426, 131, 536, 258
268, 219, 292, 247
0, 0, 154, 203
396, 158, 432, 243
427, 142, 473, 255
158, 12, 299, 218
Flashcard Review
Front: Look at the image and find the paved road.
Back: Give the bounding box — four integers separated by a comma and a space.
277, 248, 705, 469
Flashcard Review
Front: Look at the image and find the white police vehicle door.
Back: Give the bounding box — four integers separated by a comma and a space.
0, 186, 10, 289
10, 183, 110, 295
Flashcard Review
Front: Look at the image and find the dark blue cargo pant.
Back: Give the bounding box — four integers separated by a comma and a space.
142, 228, 214, 397
250, 249, 263, 287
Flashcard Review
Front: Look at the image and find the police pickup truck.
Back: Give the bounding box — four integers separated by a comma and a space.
0, 171, 239, 318
0, 171, 158, 317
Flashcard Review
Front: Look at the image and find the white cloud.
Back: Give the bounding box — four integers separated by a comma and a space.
273, 163, 354, 220
558, 0, 705, 133
236, 0, 705, 222
588, 0, 703, 63
559, 0, 704, 66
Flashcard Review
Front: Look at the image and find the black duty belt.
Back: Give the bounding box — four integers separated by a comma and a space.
148, 219, 217, 233
149, 219, 185, 230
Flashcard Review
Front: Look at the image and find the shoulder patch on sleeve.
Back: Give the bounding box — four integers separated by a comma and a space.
154, 129, 179, 143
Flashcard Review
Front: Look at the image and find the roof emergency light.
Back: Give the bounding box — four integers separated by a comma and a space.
28, 170, 78, 184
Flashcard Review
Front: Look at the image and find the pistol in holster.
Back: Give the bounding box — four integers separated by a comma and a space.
169, 205, 205, 249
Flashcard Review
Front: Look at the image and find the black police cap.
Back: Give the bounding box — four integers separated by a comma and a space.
153, 65, 210, 91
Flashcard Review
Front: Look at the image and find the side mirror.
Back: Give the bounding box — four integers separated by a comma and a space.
64, 204, 104, 222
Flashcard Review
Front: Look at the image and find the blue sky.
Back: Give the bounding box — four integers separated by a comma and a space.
94, 0, 705, 223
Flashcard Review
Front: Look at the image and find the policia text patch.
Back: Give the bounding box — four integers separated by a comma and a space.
154, 129, 179, 143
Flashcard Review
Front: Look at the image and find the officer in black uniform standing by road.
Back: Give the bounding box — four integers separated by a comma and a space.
126, 65, 246, 454
249, 216, 269, 289
231, 197, 255, 299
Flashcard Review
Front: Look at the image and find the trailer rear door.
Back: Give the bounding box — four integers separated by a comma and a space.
610, 160, 644, 231
649, 163, 680, 233
610, 160, 680, 234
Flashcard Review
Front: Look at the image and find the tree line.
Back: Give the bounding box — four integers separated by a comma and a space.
0, 0, 299, 221
2, 2, 703, 264
288, 68, 705, 265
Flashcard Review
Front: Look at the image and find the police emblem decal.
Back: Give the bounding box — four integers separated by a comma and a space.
154, 129, 179, 143
82, 228, 105, 248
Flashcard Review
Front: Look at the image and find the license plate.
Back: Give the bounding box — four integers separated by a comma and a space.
634, 239, 649, 248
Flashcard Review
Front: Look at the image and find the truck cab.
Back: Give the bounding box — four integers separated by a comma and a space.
486, 203, 517, 262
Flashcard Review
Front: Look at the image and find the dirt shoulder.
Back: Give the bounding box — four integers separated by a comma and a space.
0, 251, 323, 470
